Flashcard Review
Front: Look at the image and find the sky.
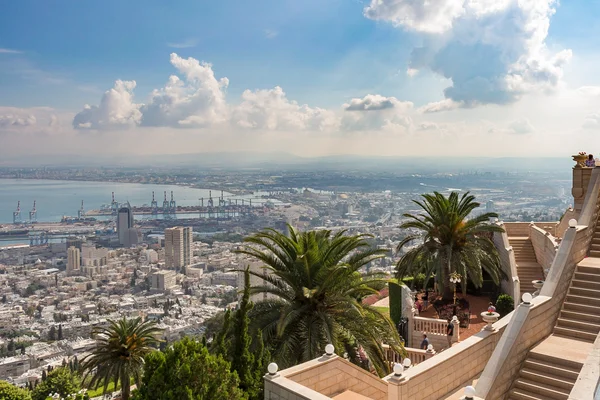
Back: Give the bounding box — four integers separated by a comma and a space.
1, 0, 600, 160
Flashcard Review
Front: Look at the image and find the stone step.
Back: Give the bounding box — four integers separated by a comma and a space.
574, 271, 600, 283
556, 317, 600, 333
591, 237, 600, 245
514, 378, 570, 400
588, 250, 600, 257
571, 279, 600, 290
560, 309, 600, 324
523, 359, 580, 381
565, 294, 600, 307
529, 351, 584, 370
507, 388, 543, 400
553, 326, 597, 342
563, 301, 599, 315
520, 369, 575, 391
590, 243, 600, 252
569, 286, 600, 298
577, 265, 600, 275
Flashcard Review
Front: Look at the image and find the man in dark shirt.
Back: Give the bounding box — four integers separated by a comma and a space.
447, 318, 454, 348
420, 334, 430, 350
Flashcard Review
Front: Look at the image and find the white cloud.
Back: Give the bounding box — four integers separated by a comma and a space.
0, 114, 36, 127
508, 118, 535, 134
140, 53, 229, 128
73, 54, 229, 129
364, 0, 571, 107
419, 99, 462, 113
0, 107, 69, 135
232, 86, 338, 131
73, 80, 141, 129
578, 86, 600, 97
406, 68, 419, 77
342, 94, 413, 131
418, 122, 439, 131
583, 113, 600, 130
364, 0, 464, 34
0, 48, 22, 54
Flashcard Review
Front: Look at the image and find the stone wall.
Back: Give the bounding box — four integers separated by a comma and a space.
264, 356, 388, 400
572, 167, 594, 213
385, 316, 510, 400
529, 225, 558, 272
493, 223, 518, 302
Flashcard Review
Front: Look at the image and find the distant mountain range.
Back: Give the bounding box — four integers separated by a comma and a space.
4, 152, 573, 173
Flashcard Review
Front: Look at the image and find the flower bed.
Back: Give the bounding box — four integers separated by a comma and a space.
433, 298, 471, 328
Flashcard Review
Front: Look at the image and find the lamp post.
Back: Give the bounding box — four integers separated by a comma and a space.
449, 272, 461, 305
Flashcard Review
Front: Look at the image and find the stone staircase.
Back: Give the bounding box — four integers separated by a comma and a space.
507, 260, 600, 400
509, 351, 580, 400
555, 262, 600, 342
510, 237, 544, 295
590, 223, 600, 257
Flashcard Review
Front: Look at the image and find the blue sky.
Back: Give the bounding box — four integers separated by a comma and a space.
1, 0, 600, 158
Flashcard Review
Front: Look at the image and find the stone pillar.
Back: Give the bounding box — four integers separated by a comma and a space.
572, 166, 593, 214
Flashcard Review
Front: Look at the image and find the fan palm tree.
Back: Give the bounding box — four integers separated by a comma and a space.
396, 191, 504, 301
236, 225, 404, 377
81, 317, 161, 400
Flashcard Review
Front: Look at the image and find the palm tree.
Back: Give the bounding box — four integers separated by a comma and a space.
81, 317, 161, 400
396, 191, 504, 301
236, 225, 404, 377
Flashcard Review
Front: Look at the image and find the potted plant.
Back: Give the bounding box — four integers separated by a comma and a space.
573, 152, 587, 168
480, 305, 500, 331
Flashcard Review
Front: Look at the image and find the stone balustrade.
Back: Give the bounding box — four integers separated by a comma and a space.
413, 316, 447, 336
383, 344, 435, 366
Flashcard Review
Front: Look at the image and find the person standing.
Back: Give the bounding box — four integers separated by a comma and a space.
446, 318, 454, 349
420, 334, 430, 350
423, 288, 429, 310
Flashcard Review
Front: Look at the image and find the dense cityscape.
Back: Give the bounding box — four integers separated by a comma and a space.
0, 163, 573, 398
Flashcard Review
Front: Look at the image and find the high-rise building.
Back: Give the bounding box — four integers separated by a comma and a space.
117, 204, 134, 246
67, 246, 80, 275
164, 227, 192, 269
150, 270, 177, 292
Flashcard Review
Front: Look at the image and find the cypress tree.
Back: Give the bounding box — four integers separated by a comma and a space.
58, 324, 63, 340
231, 268, 257, 398
214, 309, 231, 359
253, 330, 270, 399
48, 326, 56, 341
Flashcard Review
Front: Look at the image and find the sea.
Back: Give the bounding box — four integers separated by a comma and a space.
0, 178, 244, 224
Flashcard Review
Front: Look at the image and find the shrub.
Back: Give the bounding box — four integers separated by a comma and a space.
495, 294, 514, 317
0, 381, 32, 400
388, 281, 403, 325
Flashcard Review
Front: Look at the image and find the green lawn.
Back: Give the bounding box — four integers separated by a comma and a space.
373, 306, 389, 315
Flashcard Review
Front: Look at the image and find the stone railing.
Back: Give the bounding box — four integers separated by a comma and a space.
493, 221, 519, 307
529, 224, 559, 274
556, 206, 576, 238
383, 344, 435, 366
413, 316, 447, 336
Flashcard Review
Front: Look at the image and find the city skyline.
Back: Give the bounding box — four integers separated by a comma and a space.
1, 0, 600, 158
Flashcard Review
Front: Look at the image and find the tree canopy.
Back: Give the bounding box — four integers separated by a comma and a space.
132, 337, 246, 400
237, 225, 403, 376
31, 367, 81, 400
396, 191, 504, 300
0, 381, 32, 400
81, 317, 161, 400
